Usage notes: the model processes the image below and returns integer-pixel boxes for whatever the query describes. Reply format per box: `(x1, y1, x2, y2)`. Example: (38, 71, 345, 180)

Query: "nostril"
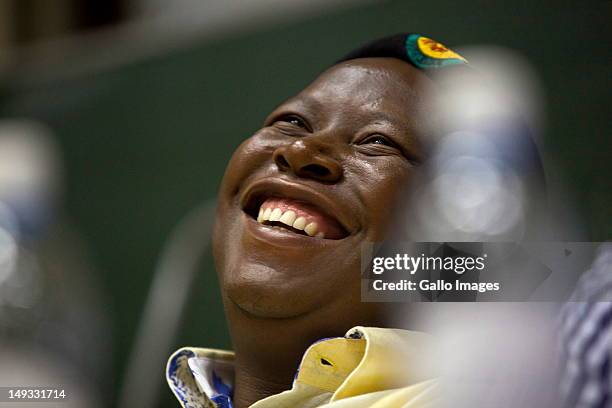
(275, 154, 290, 170)
(301, 164, 330, 178)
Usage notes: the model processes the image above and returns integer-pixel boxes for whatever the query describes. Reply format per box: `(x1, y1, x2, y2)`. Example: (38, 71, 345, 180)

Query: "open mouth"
(243, 196, 349, 240)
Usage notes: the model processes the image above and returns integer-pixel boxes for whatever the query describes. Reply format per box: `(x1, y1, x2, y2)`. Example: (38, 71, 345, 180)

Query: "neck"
(232, 347, 303, 408)
(228, 308, 330, 408)
(225, 298, 388, 408)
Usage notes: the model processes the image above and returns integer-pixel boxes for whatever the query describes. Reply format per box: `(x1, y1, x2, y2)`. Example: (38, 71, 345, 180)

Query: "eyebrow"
(358, 106, 421, 140)
(283, 95, 409, 123)
(278, 95, 322, 114)
(366, 113, 409, 128)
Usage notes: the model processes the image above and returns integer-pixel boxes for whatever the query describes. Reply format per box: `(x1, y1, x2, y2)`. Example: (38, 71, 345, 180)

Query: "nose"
(273, 139, 343, 183)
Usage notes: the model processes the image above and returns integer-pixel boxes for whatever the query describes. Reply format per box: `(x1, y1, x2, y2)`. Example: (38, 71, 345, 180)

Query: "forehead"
(283, 58, 436, 130)
(309, 58, 427, 98)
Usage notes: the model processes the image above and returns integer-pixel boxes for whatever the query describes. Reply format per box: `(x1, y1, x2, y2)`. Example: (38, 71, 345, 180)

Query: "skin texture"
(212, 57, 437, 408)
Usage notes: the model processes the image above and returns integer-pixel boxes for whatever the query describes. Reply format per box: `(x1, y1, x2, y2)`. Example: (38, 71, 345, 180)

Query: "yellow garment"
(166, 326, 438, 408)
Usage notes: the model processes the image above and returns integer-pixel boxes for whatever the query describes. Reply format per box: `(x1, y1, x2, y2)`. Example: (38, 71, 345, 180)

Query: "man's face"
(213, 58, 435, 318)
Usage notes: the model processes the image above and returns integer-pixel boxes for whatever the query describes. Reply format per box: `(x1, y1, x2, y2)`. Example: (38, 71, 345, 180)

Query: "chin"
(214, 206, 365, 320)
(221, 258, 333, 319)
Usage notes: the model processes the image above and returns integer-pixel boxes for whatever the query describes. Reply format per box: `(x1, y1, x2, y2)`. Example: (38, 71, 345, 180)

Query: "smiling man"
(167, 33, 468, 408)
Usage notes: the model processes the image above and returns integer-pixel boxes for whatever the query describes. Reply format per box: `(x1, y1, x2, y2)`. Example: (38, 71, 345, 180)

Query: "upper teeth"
(257, 207, 322, 238)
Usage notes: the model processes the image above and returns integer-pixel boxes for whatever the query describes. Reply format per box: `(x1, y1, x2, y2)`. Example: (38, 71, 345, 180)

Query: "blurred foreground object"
(0, 119, 110, 407)
(406, 302, 561, 408)
(404, 47, 548, 242)
(560, 243, 612, 408)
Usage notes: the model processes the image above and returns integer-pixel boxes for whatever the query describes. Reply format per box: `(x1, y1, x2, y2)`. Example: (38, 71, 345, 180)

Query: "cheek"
(219, 134, 275, 199)
(215, 133, 279, 277)
(355, 159, 413, 239)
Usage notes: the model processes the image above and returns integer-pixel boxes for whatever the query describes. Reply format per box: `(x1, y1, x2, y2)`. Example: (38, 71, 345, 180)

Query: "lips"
(241, 179, 352, 240)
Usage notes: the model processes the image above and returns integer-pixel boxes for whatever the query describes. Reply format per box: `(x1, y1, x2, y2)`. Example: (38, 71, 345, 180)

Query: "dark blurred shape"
(8, 0, 125, 47)
(72, 0, 125, 31)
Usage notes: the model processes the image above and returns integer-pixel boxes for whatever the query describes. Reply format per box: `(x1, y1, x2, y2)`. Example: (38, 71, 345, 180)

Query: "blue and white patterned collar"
(167, 348, 235, 408)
